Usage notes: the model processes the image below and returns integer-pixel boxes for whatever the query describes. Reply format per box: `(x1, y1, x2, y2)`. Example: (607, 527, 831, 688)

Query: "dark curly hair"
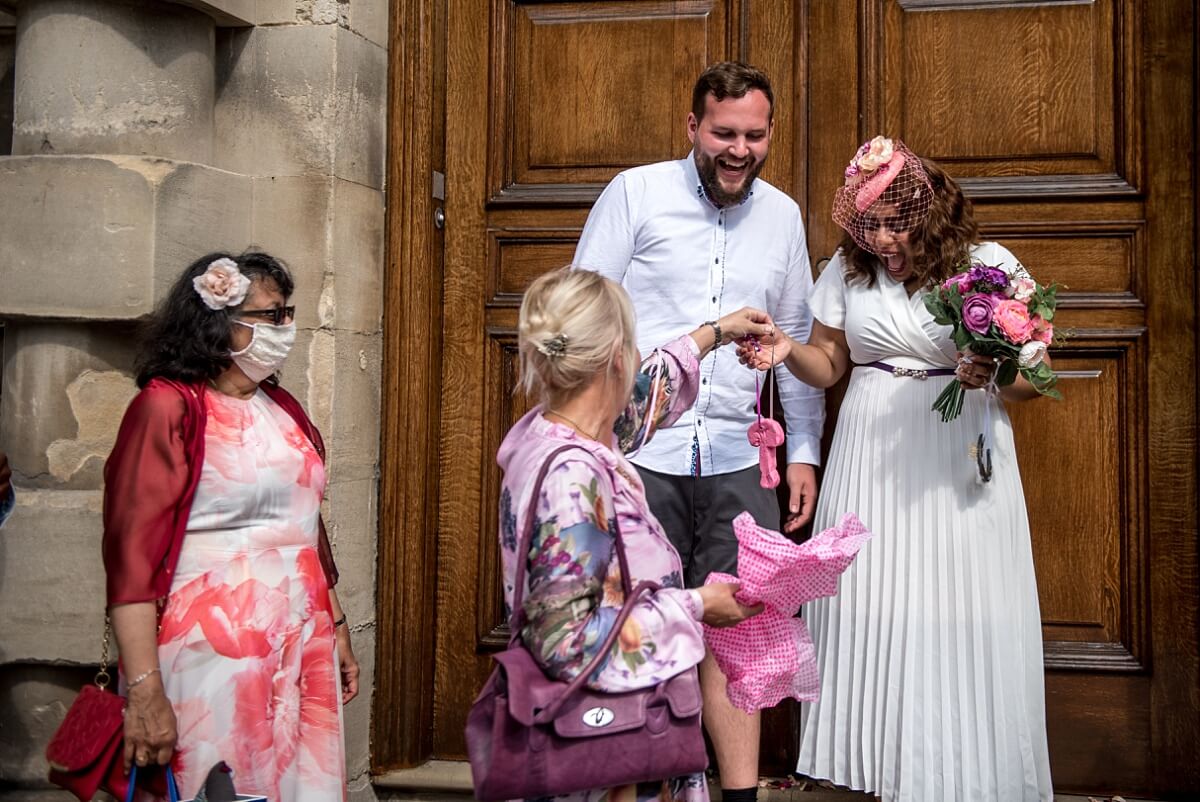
(840, 157, 979, 288)
(135, 251, 295, 388)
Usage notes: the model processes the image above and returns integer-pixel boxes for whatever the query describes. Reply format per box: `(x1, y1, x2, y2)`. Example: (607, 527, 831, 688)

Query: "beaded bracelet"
(333, 615, 347, 629)
(126, 667, 160, 689)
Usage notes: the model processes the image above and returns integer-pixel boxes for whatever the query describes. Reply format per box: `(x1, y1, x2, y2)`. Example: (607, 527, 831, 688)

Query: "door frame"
(374, 0, 443, 772)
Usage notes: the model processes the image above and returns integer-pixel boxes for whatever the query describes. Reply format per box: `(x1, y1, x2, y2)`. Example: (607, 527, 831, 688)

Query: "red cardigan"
(102, 377, 339, 607)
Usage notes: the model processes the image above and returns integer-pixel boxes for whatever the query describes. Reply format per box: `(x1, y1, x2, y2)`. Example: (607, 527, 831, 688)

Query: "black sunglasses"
(239, 306, 295, 326)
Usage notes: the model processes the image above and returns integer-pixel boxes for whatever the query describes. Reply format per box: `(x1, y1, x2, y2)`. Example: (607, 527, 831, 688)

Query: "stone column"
(0, 1, 229, 790)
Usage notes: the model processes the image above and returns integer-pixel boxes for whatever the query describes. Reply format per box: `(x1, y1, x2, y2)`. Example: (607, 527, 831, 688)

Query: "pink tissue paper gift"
(703, 511, 872, 713)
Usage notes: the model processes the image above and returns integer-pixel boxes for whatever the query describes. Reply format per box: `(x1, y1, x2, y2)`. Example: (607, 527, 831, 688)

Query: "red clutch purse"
(45, 621, 168, 801)
(45, 683, 127, 801)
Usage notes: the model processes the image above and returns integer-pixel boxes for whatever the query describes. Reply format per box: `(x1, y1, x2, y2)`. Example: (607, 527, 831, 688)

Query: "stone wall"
(0, 1, 387, 798)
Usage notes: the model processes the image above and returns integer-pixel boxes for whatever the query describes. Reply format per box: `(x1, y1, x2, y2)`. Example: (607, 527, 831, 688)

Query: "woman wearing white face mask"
(102, 252, 357, 801)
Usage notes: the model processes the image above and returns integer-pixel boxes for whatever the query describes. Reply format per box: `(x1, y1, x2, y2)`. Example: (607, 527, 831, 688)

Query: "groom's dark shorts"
(636, 464, 781, 589)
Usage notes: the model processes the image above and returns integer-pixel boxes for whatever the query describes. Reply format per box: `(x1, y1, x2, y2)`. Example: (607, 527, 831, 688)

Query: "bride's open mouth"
(880, 252, 907, 277)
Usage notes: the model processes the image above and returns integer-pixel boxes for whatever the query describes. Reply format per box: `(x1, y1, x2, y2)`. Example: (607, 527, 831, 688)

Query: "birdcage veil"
(832, 136, 933, 255)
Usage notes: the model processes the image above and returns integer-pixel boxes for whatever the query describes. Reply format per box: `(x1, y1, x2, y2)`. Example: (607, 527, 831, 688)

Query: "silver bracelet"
(126, 667, 160, 689)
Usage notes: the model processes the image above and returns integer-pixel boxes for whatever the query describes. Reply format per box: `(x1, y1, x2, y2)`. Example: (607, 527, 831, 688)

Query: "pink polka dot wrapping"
(703, 511, 872, 713)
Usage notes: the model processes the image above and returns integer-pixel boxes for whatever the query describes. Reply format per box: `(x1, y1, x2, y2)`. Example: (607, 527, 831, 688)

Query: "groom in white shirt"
(574, 62, 823, 800)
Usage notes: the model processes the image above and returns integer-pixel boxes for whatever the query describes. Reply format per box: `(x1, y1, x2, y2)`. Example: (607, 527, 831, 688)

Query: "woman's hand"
(718, 307, 777, 345)
(122, 676, 177, 772)
(697, 581, 764, 628)
(735, 329, 793, 371)
(955, 351, 998, 390)
(335, 625, 360, 704)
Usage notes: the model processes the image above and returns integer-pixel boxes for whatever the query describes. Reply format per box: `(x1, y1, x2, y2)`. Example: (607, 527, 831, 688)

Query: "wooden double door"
(376, 1, 1199, 797)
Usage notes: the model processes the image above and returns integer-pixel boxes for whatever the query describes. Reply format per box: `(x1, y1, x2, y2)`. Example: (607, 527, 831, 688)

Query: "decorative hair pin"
(843, 135, 896, 185)
(537, 333, 569, 359)
(193, 257, 251, 310)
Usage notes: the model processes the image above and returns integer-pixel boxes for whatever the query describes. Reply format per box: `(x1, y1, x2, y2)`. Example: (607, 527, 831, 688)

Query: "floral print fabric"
(494, 336, 709, 802)
(151, 389, 344, 802)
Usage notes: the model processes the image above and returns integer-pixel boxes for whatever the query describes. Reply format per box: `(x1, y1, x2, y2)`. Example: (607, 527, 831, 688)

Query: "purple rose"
(961, 292, 997, 334)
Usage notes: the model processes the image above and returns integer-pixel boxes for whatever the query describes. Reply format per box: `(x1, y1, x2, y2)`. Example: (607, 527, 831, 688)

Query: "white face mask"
(230, 320, 296, 383)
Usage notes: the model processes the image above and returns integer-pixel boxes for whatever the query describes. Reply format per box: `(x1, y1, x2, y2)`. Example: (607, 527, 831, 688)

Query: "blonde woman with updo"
(495, 267, 774, 802)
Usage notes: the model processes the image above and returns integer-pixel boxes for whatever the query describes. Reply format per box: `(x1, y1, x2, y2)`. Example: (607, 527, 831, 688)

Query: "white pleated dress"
(795, 243, 1053, 802)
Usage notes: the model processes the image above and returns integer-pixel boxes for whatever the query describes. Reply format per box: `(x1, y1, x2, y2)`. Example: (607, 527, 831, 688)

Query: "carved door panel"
(804, 1, 1198, 796)
(431, 0, 809, 764)
(377, 0, 1197, 792)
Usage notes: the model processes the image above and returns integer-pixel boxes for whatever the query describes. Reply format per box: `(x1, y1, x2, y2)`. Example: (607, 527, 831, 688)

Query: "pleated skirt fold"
(796, 367, 1053, 802)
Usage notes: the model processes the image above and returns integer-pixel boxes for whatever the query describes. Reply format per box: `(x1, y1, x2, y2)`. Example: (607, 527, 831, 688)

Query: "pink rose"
(1031, 315, 1053, 345)
(193, 257, 251, 310)
(993, 300, 1034, 344)
(961, 293, 997, 334)
(1007, 276, 1036, 302)
(943, 273, 974, 293)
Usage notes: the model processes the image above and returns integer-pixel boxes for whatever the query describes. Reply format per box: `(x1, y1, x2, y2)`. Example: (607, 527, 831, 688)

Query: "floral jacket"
(495, 335, 707, 690)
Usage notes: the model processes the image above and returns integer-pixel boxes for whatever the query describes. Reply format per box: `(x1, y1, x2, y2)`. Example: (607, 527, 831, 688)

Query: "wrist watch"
(705, 319, 723, 347)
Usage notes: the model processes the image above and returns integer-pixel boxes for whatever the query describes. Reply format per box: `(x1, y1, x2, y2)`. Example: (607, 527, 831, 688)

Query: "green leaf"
(995, 359, 1018, 387)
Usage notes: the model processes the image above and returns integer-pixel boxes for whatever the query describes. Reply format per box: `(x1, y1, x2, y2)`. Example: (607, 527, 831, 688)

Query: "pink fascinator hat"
(832, 136, 933, 255)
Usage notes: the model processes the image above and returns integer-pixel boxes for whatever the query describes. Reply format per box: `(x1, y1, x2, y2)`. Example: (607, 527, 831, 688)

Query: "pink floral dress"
(495, 336, 709, 802)
(153, 389, 345, 801)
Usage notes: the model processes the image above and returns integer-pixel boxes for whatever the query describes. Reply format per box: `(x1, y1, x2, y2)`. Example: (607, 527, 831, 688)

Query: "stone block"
(341, 624, 376, 786)
(0, 490, 108, 664)
(249, 175, 384, 333)
(154, 159, 256, 296)
(0, 155, 251, 320)
(167, 0, 255, 26)
(249, 173, 333, 328)
(214, 25, 386, 188)
(330, 178, 384, 333)
(326, 331, 381, 481)
(214, 25, 338, 178)
(13, 0, 215, 161)
(251, 0, 302, 25)
(323, 476, 377, 622)
(334, 26, 386, 188)
(0, 323, 138, 490)
(343, 0, 388, 49)
(0, 664, 97, 785)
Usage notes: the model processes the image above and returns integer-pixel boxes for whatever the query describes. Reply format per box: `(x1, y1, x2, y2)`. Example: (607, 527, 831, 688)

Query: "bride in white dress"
(740, 137, 1053, 802)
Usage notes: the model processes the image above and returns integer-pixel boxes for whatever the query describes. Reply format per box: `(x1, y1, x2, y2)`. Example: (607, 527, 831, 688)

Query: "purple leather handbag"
(466, 445, 708, 801)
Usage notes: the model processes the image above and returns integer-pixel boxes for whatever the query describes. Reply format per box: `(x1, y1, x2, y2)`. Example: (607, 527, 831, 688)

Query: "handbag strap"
(95, 617, 114, 690)
(126, 764, 180, 802)
(506, 442, 662, 724)
(509, 444, 638, 631)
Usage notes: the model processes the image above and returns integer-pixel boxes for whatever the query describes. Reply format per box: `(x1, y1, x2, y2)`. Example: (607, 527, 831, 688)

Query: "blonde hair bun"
(518, 267, 639, 406)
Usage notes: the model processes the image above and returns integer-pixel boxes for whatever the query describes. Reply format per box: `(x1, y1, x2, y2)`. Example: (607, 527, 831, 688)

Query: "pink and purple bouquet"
(923, 261, 1062, 422)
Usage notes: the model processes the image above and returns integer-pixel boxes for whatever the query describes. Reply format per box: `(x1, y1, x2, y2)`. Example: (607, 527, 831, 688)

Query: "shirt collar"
(684, 150, 756, 210)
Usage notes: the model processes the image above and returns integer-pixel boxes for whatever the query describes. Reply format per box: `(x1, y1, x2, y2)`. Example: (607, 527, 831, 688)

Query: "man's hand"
(783, 462, 817, 533)
(0, 451, 11, 502)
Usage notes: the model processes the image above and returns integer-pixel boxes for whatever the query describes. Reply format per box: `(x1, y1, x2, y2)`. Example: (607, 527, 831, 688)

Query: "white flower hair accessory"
(193, 257, 251, 310)
(844, 135, 896, 182)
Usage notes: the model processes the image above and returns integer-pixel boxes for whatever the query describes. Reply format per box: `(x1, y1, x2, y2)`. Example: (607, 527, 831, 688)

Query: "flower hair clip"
(536, 333, 569, 359)
(843, 135, 896, 185)
(193, 257, 251, 310)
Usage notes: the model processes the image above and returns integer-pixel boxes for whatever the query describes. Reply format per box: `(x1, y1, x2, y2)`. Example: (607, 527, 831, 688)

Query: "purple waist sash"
(858, 361, 955, 379)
